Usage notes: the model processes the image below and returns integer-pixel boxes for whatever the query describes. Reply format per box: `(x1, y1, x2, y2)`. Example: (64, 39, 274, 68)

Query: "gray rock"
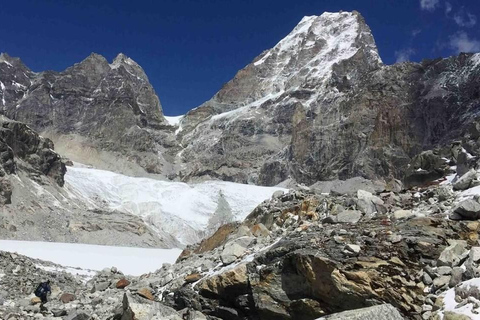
(437, 266, 452, 275)
(311, 177, 385, 196)
(65, 312, 90, 320)
(437, 240, 468, 267)
(319, 304, 404, 319)
(393, 210, 415, 220)
(422, 273, 433, 285)
(453, 169, 480, 191)
(453, 199, 480, 220)
(336, 210, 363, 224)
(449, 267, 464, 287)
(433, 275, 451, 290)
(51, 308, 67, 317)
(220, 237, 254, 265)
(92, 281, 110, 292)
(272, 190, 284, 198)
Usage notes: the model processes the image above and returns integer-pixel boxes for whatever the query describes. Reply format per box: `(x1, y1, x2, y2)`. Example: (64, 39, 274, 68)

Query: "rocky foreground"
(3, 143, 480, 319)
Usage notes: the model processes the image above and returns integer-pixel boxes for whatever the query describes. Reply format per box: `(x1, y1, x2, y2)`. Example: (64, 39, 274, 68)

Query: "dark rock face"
(175, 13, 480, 185)
(0, 116, 66, 204)
(0, 52, 177, 177)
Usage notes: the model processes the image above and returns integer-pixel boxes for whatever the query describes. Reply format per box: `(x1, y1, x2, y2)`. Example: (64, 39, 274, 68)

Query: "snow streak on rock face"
(178, 11, 384, 185)
(248, 11, 381, 102)
(64, 165, 286, 246)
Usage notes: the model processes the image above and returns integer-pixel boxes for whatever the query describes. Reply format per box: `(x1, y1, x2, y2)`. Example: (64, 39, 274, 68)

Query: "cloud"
(449, 32, 480, 53)
(412, 29, 421, 37)
(395, 48, 416, 63)
(420, 0, 440, 11)
(453, 8, 477, 27)
(445, 1, 452, 15)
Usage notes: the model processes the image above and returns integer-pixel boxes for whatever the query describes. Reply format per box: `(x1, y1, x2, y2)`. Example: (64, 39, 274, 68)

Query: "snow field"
(0, 240, 181, 276)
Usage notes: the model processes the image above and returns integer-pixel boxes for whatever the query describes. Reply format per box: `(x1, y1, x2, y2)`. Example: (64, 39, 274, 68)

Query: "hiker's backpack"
(34, 283, 45, 297)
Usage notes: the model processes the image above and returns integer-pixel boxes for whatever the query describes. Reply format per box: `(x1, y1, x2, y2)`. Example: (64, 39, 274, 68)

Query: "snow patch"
(471, 53, 480, 68)
(439, 277, 480, 319)
(164, 115, 184, 126)
(0, 81, 5, 106)
(253, 51, 272, 66)
(35, 264, 97, 282)
(0, 240, 181, 276)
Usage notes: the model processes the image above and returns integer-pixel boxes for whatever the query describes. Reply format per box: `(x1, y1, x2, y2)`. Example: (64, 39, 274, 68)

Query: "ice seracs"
(64, 164, 286, 246)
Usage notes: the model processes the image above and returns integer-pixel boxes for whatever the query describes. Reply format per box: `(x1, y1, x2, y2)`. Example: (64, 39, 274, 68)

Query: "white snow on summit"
(64, 165, 286, 246)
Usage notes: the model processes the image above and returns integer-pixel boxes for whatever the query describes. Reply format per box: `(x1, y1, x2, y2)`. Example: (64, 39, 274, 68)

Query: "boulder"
(197, 263, 248, 298)
(393, 210, 415, 220)
(336, 210, 362, 224)
(404, 150, 448, 187)
(251, 223, 270, 237)
(51, 308, 67, 317)
(311, 177, 385, 196)
(59, 293, 75, 303)
(121, 292, 182, 320)
(437, 240, 468, 267)
(30, 297, 41, 305)
(453, 169, 480, 191)
(220, 236, 254, 265)
(185, 273, 202, 284)
(453, 199, 480, 220)
(433, 275, 451, 290)
(92, 281, 110, 292)
(116, 278, 130, 289)
(137, 288, 155, 301)
(356, 190, 385, 215)
(449, 267, 464, 287)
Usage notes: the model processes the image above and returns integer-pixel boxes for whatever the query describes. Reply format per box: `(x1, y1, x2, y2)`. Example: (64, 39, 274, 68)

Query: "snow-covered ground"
(164, 115, 183, 126)
(439, 278, 480, 319)
(0, 240, 181, 276)
(64, 165, 286, 245)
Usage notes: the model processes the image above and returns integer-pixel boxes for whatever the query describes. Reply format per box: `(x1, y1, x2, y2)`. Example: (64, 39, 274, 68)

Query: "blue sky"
(1, 0, 479, 115)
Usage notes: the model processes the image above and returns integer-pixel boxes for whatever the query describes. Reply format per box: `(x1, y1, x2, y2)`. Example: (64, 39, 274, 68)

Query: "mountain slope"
(176, 12, 480, 186)
(177, 11, 382, 184)
(0, 52, 178, 177)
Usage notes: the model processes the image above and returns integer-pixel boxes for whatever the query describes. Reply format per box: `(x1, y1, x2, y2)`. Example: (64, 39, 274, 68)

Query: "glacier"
(64, 164, 286, 246)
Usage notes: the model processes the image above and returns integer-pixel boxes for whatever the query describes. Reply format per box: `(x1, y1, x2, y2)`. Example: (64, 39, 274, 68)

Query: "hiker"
(34, 280, 51, 305)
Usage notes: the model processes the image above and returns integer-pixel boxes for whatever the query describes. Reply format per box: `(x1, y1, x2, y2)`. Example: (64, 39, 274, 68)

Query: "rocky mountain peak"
(109, 53, 149, 82)
(208, 10, 382, 108)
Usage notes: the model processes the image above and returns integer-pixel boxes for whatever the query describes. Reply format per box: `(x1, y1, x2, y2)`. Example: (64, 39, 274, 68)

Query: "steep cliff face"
(0, 52, 178, 177)
(176, 12, 480, 186)
(178, 11, 383, 184)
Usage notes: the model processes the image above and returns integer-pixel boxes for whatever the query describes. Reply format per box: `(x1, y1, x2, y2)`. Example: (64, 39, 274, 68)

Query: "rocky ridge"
(0, 52, 177, 177)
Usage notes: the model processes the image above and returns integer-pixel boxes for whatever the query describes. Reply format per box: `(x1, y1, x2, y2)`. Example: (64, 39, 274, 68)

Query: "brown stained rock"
(137, 288, 154, 301)
(116, 278, 130, 289)
(30, 297, 41, 305)
(197, 263, 248, 298)
(185, 273, 202, 284)
(177, 223, 238, 262)
(59, 293, 75, 303)
(251, 223, 270, 237)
